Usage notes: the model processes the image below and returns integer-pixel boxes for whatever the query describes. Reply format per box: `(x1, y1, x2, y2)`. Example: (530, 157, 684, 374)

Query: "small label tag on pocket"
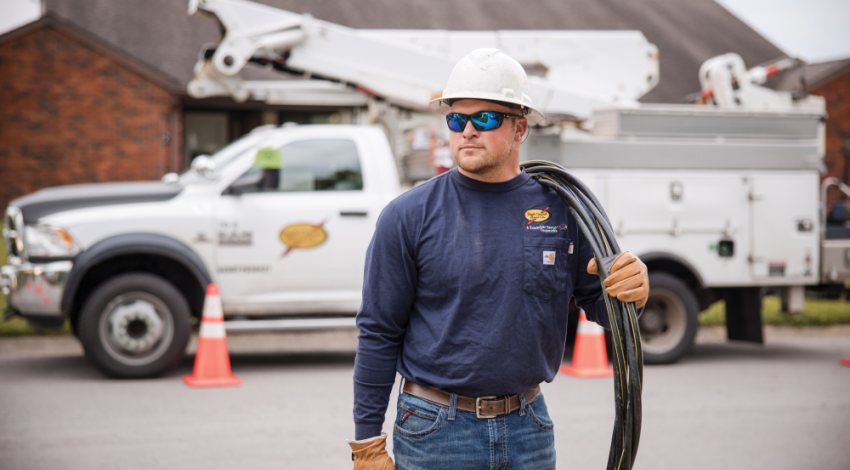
(569, 243, 574, 254)
(543, 251, 556, 265)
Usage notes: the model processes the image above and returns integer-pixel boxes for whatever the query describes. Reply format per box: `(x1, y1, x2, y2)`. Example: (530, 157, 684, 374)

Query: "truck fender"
(61, 233, 212, 315)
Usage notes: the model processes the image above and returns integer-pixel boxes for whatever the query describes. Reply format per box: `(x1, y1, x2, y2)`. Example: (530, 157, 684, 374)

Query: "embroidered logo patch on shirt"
(524, 207, 551, 225)
(569, 243, 574, 254)
(543, 251, 556, 265)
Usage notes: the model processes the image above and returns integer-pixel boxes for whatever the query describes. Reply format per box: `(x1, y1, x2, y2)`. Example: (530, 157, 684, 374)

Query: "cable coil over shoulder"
(522, 160, 643, 470)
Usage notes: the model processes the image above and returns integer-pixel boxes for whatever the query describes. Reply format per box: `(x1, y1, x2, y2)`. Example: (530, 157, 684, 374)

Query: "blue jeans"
(392, 389, 556, 470)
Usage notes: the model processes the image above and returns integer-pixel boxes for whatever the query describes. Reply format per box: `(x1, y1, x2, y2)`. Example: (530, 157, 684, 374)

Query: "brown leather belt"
(402, 380, 541, 419)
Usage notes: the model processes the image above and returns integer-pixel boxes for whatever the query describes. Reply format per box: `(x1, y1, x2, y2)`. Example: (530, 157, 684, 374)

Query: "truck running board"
(223, 317, 357, 332)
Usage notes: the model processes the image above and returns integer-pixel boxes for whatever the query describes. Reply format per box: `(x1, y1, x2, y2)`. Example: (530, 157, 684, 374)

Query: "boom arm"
(188, 0, 454, 109)
(187, 0, 660, 120)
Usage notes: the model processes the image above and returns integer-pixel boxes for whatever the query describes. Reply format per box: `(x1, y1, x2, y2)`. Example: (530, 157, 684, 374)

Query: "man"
(348, 49, 649, 469)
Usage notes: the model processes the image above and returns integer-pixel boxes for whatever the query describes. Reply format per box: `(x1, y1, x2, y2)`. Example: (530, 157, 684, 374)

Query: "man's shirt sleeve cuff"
(355, 422, 384, 441)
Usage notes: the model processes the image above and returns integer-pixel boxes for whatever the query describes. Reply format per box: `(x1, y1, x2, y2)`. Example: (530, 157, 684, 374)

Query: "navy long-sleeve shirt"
(353, 168, 611, 439)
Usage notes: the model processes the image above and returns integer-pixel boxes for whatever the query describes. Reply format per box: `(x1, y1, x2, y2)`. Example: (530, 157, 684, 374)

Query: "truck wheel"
(78, 273, 191, 378)
(639, 272, 699, 364)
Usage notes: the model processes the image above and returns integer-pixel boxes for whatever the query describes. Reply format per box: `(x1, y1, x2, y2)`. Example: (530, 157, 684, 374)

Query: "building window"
(183, 112, 229, 169)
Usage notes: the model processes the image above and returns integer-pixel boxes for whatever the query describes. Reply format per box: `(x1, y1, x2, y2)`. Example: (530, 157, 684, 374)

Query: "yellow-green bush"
(701, 295, 850, 327)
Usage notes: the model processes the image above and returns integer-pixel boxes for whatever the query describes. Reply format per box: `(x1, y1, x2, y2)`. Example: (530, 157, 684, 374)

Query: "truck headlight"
(25, 224, 81, 258)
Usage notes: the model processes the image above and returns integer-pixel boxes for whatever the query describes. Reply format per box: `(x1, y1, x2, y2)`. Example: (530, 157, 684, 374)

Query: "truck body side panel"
(569, 169, 820, 288)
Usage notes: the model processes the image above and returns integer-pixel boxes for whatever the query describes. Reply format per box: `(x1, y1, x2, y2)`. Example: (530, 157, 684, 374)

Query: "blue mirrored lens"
(470, 112, 501, 130)
(447, 114, 467, 132)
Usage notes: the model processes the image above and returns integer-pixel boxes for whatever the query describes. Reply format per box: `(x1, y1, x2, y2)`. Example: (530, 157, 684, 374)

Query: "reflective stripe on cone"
(199, 316, 226, 338)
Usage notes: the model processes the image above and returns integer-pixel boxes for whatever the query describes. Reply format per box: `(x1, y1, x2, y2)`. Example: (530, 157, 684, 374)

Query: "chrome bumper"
(1, 260, 72, 316)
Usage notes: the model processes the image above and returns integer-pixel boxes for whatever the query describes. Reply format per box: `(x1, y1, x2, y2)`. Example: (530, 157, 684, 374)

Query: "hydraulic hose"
(521, 160, 643, 470)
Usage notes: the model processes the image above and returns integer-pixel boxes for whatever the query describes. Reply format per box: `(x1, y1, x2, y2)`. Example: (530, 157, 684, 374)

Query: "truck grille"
(3, 206, 25, 262)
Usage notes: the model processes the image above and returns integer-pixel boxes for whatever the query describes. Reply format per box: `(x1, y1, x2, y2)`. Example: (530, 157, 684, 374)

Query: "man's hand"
(347, 433, 396, 470)
(587, 252, 649, 308)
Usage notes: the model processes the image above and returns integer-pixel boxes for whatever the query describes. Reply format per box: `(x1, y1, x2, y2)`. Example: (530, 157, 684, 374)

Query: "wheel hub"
(638, 288, 688, 354)
(639, 308, 664, 334)
(108, 300, 164, 355)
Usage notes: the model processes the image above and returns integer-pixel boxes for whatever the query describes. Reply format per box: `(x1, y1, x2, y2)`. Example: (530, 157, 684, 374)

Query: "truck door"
(749, 173, 820, 283)
(214, 135, 383, 316)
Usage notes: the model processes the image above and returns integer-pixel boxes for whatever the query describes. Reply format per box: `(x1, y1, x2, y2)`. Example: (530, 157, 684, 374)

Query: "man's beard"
(453, 133, 516, 176)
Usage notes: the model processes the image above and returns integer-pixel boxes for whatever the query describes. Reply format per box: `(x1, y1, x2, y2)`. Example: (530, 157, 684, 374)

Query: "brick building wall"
(811, 68, 850, 201)
(0, 24, 179, 211)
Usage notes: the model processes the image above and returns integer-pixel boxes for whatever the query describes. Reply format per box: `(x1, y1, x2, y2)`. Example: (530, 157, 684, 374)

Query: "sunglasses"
(446, 111, 523, 132)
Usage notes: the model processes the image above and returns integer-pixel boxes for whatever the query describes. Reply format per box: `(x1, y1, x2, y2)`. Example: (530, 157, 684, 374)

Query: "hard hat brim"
(430, 91, 545, 126)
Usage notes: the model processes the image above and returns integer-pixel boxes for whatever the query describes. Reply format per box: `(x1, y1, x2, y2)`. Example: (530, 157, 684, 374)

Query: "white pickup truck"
(1, 124, 399, 377)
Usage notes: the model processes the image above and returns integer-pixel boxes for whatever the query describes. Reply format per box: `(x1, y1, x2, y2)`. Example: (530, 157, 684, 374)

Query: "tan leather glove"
(347, 433, 396, 470)
(587, 251, 649, 308)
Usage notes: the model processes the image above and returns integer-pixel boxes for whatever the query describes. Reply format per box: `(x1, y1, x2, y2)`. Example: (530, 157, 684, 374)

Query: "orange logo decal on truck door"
(279, 223, 327, 257)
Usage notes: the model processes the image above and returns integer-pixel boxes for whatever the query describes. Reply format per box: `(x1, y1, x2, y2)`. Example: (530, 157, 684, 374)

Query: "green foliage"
(0, 316, 71, 336)
(700, 295, 850, 327)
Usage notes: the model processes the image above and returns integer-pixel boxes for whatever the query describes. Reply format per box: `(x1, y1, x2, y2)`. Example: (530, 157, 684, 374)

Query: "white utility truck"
(3, 0, 848, 377)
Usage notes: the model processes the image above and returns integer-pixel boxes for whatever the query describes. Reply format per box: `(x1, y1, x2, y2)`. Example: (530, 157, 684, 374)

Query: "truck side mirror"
(191, 155, 216, 178)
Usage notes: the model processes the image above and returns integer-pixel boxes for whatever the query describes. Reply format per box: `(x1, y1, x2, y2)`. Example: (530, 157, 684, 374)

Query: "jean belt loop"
(448, 393, 458, 421)
(399, 377, 405, 397)
(519, 391, 527, 416)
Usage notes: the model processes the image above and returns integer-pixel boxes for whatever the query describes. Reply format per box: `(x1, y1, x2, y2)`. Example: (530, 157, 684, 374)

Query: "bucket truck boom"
(187, 0, 660, 120)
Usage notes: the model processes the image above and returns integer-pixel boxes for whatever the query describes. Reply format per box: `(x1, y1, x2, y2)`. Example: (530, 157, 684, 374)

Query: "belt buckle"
(476, 396, 498, 419)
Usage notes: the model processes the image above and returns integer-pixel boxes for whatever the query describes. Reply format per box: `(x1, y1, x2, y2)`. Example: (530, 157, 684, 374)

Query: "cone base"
(183, 374, 242, 388)
(841, 358, 850, 367)
(560, 364, 614, 378)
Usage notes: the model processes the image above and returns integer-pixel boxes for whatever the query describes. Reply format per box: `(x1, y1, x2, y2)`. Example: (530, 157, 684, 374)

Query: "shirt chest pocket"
(523, 237, 571, 300)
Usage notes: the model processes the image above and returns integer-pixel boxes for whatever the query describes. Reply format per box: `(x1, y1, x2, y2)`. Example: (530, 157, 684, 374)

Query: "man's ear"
(515, 118, 528, 142)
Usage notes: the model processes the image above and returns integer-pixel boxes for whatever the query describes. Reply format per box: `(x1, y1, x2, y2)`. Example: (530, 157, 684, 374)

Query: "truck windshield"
(178, 130, 273, 185)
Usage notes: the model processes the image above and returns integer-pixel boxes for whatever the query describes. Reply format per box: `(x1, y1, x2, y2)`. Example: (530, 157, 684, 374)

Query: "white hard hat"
(430, 48, 544, 126)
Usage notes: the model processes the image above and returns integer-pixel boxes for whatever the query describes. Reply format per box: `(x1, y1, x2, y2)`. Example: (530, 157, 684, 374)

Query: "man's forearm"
(582, 292, 644, 331)
(583, 294, 613, 330)
(353, 346, 400, 439)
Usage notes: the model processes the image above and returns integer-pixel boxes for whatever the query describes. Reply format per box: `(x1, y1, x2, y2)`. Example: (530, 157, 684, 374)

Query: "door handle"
(340, 211, 368, 217)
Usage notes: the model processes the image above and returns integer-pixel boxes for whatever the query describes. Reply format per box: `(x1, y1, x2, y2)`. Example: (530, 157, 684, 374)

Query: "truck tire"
(639, 272, 699, 364)
(77, 273, 191, 378)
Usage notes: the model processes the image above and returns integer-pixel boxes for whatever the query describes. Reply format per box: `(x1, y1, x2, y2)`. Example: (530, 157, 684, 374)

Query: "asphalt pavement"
(1, 327, 849, 470)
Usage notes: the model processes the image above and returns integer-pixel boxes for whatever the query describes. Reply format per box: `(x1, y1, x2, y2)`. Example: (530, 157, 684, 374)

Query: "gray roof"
(43, 0, 787, 103)
(774, 57, 850, 93)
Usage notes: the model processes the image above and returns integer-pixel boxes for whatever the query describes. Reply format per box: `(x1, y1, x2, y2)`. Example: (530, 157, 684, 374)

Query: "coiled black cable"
(521, 160, 643, 470)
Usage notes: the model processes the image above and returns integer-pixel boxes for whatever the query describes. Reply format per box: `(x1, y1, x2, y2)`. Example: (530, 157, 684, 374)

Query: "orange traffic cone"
(183, 284, 241, 387)
(560, 311, 614, 378)
(841, 358, 850, 367)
